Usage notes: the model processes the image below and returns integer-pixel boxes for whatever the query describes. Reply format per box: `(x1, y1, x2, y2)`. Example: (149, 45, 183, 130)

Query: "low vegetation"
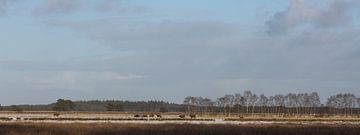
(0, 123, 359, 135)
(1, 91, 360, 118)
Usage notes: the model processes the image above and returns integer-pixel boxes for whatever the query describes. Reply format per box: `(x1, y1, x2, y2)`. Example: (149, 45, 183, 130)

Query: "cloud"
(0, 0, 136, 16)
(2, 0, 360, 104)
(266, 0, 358, 35)
(43, 16, 360, 82)
(23, 71, 146, 85)
(0, 0, 9, 13)
(33, 0, 132, 16)
(23, 72, 76, 84)
(48, 20, 241, 50)
(0, 0, 19, 14)
(33, 0, 82, 15)
(94, 0, 129, 13)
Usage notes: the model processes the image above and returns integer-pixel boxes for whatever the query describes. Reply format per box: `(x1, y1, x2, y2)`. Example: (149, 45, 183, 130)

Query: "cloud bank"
(266, 0, 359, 35)
(0, 0, 360, 104)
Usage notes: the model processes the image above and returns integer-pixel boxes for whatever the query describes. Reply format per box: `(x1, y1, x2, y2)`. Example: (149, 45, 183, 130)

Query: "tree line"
(1, 91, 360, 116)
(183, 91, 360, 116)
(0, 100, 184, 112)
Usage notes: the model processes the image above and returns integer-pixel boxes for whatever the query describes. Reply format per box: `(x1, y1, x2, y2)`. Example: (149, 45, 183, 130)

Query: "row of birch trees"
(183, 91, 360, 116)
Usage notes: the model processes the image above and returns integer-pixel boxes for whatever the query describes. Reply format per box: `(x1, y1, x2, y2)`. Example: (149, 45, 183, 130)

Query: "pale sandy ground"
(0, 111, 360, 125)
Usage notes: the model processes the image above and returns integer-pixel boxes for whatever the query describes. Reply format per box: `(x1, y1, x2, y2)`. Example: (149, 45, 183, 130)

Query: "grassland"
(0, 123, 360, 135)
(1, 111, 360, 124)
(0, 111, 359, 135)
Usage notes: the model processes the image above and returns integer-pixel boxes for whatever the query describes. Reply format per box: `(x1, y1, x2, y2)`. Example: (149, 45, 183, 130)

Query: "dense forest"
(1, 91, 360, 116)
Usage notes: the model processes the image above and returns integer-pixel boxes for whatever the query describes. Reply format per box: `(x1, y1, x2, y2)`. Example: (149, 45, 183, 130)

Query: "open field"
(0, 112, 359, 134)
(0, 123, 360, 135)
(0, 111, 360, 125)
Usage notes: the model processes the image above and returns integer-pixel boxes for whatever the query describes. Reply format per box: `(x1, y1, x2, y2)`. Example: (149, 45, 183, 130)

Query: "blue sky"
(0, 0, 360, 105)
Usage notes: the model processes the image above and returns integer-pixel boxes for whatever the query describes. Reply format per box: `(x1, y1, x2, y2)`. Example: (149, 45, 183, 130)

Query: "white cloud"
(23, 71, 146, 85)
(1, 0, 360, 104)
(23, 71, 76, 84)
(32, 0, 134, 16)
(266, 0, 358, 35)
(86, 72, 147, 81)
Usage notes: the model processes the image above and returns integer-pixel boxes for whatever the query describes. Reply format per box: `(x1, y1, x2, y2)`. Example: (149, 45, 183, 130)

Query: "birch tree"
(257, 94, 269, 113)
(243, 91, 254, 114)
(234, 93, 244, 115)
(274, 94, 285, 114)
(310, 92, 321, 115)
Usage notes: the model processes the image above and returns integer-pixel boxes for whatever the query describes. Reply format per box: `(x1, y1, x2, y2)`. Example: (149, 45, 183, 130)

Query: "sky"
(0, 0, 360, 105)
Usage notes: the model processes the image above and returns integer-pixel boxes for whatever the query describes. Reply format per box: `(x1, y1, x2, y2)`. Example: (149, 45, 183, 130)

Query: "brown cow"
(179, 114, 186, 119)
(189, 114, 196, 119)
(53, 113, 60, 117)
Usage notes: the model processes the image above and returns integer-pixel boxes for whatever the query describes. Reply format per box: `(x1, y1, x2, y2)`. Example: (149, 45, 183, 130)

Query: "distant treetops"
(52, 99, 75, 111)
(183, 91, 360, 109)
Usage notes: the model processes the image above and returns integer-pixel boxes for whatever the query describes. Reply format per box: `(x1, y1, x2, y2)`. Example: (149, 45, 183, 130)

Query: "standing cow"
(53, 113, 61, 117)
(179, 114, 186, 119)
(189, 114, 196, 119)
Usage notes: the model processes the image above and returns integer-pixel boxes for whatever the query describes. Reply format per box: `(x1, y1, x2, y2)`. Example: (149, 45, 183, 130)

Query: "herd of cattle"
(133, 114, 197, 119)
(52, 113, 197, 119)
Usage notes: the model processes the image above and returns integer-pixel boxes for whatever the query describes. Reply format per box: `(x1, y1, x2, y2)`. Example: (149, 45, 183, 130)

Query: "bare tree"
(250, 94, 258, 116)
(243, 91, 255, 114)
(267, 96, 275, 114)
(195, 97, 204, 115)
(326, 93, 355, 116)
(257, 94, 269, 114)
(217, 95, 234, 116)
(327, 95, 339, 114)
(274, 94, 285, 115)
(310, 92, 320, 115)
(200, 98, 213, 115)
(297, 93, 308, 114)
(234, 93, 244, 115)
(216, 97, 226, 114)
(183, 96, 191, 113)
(224, 94, 235, 116)
(183, 96, 199, 114)
(302, 93, 312, 115)
(185, 92, 360, 116)
(285, 93, 297, 115)
(343, 93, 356, 116)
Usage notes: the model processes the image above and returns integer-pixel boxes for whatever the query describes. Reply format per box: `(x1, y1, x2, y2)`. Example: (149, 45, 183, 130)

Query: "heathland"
(0, 123, 359, 135)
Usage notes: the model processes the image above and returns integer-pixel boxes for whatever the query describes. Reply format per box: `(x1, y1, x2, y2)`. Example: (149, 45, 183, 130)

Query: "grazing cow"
(53, 113, 60, 117)
(189, 114, 196, 119)
(179, 114, 186, 119)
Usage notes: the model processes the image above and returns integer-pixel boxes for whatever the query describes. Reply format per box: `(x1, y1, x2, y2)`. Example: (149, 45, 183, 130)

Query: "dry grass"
(1, 111, 360, 125)
(0, 123, 359, 135)
(225, 117, 360, 122)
